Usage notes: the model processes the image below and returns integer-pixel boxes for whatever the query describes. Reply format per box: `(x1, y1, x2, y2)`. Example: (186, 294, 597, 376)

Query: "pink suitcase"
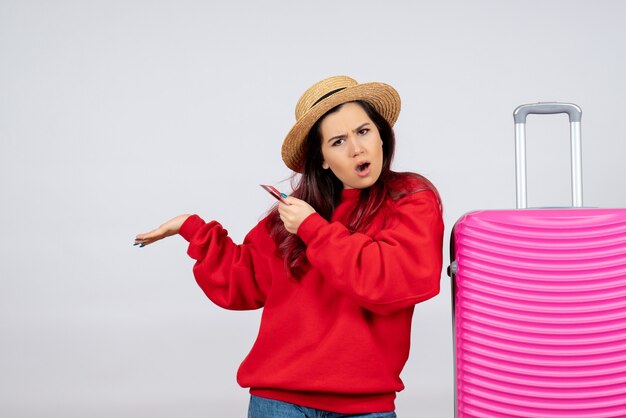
(448, 103, 626, 418)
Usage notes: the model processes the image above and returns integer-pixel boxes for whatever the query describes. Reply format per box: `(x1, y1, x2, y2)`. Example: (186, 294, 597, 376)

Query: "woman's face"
(319, 102, 384, 189)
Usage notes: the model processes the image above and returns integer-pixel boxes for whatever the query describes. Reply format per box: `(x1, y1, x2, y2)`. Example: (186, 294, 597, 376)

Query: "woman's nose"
(348, 137, 364, 156)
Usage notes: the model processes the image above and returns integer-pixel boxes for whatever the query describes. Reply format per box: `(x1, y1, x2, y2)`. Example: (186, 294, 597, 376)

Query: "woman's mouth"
(355, 162, 371, 177)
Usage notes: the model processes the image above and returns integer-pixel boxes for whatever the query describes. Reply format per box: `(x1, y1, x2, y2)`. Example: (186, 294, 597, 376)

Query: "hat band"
(311, 87, 347, 108)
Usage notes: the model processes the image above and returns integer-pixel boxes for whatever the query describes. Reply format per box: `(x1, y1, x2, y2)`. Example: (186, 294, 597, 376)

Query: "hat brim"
(281, 82, 401, 173)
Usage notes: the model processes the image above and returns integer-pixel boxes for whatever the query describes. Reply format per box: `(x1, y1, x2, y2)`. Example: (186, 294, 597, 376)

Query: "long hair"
(267, 100, 440, 278)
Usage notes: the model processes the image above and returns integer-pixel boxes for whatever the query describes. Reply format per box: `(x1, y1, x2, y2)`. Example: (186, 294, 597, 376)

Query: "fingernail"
(281, 193, 288, 198)
(133, 243, 139, 246)
(139, 244, 145, 248)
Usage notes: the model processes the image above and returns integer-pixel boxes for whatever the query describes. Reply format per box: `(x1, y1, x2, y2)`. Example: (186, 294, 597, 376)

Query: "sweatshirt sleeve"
(179, 214, 273, 310)
(297, 190, 444, 315)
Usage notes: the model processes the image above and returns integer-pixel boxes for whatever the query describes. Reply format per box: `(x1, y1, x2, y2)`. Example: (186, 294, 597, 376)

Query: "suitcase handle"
(513, 102, 583, 209)
(514, 102, 582, 123)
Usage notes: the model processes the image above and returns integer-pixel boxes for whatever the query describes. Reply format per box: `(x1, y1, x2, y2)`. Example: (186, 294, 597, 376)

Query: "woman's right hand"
(134, 214, 191, 247)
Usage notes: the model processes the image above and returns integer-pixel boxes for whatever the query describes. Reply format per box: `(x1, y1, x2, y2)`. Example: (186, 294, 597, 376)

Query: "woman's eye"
(332, 138, 345, 147)
(358, 128, 369, 135)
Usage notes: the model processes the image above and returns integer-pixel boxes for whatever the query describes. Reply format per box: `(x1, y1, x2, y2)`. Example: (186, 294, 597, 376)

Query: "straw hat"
(281, 75, 401, 172)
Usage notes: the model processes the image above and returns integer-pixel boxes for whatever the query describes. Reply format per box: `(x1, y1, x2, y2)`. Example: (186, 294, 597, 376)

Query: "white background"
(1, 1, 625, 417)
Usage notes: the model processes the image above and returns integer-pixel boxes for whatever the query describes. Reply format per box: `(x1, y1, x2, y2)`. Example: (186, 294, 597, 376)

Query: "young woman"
(135, 76, 444, 417)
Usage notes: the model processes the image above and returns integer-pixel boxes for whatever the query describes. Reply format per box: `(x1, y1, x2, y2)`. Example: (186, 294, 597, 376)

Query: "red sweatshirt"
(179, 177, 444, 414)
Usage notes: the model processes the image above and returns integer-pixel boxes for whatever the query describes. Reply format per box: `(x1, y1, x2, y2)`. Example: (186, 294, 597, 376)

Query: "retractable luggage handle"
(513, 102, 583, 209)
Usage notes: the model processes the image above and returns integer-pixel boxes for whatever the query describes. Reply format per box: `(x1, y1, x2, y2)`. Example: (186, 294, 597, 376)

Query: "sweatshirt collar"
(340, 188, 361, 201)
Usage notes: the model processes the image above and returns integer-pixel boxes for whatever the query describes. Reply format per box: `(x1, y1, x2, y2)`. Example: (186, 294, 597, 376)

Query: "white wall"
(1, 0, 625, 416)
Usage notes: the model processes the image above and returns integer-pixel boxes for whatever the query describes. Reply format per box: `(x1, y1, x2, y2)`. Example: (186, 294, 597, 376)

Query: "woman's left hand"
(278, 196, 316, 234)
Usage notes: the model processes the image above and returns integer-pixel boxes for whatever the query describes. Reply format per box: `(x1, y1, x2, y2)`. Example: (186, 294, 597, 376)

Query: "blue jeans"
(248, 395, 397, 418)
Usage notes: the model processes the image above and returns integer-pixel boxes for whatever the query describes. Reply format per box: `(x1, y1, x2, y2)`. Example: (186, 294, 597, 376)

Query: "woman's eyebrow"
(353, 122, 370, 132)
(326, 133, 347, 144)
